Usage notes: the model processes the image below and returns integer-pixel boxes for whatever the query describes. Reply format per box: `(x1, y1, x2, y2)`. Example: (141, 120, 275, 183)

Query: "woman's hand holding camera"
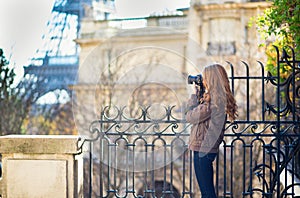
(200, 92, 210, 104)
(195, 85, 209, 104)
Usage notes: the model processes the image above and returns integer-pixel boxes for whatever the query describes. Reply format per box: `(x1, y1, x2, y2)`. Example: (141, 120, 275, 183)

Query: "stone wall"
(0, 135, 83, 198)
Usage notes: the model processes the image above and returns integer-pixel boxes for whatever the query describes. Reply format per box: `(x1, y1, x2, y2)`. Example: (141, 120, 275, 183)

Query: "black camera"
(188, 74, 205, 99)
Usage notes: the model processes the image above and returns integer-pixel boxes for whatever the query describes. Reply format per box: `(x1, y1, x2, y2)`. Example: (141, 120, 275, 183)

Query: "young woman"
(186, 64, 238, 198)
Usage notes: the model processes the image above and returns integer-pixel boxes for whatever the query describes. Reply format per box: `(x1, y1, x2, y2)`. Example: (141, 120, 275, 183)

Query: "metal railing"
(79, 46, 300, 197)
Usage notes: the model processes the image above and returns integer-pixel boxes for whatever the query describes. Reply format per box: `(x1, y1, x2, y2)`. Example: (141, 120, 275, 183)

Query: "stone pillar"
(0, 135, 83, 198)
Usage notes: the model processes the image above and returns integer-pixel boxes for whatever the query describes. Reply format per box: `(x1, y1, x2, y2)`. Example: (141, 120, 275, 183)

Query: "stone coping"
(0, 135, 81, 154)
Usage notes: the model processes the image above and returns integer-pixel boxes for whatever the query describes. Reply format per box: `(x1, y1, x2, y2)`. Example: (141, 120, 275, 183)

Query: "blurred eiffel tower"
(24, 0, 115, 99)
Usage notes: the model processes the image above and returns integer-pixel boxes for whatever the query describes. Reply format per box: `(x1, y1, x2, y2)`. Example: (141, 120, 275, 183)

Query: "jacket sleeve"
(186, 95, 211, 124)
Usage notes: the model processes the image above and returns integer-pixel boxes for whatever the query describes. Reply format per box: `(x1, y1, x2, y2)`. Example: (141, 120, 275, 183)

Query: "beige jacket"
(186, 94, 226, 153)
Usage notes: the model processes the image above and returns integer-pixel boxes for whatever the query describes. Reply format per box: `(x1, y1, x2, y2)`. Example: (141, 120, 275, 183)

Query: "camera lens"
(187, 75, 197, 84)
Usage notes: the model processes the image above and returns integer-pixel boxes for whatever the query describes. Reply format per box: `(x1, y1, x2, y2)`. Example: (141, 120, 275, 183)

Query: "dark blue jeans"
(193, 151, 217, 198)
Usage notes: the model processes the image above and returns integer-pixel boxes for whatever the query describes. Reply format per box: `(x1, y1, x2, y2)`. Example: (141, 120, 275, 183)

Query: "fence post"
(0, 135, 83, 198)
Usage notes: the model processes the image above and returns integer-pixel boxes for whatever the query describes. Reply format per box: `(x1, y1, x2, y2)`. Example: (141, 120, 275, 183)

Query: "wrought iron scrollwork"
(87, 105, 189, 137)
(251, 46, 300, 197)
(80, 46, 300, 197)
(265, 46, 300, 118)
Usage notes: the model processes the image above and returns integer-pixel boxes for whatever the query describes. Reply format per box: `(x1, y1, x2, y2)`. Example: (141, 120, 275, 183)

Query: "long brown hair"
(203, 64, 238, 122)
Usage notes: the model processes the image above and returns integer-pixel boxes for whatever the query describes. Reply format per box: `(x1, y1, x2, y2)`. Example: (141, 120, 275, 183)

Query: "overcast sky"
(115, 0, 190, 17)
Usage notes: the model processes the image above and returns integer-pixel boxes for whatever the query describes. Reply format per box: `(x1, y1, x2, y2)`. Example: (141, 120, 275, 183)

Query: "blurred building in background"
(73, 0, 271, 122)
(20, 0, 273, 195)
(23, 0, 270, 104)
(23, 0, 116, 99)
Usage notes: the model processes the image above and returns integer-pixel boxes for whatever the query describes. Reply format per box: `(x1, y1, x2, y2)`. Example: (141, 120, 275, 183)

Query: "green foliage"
(256, 0, 300, 49)
(0, 49, 43, 135)
(251, 0, 300, 76)
(0, 49, 21, 135)
(0, 49, 15, 99)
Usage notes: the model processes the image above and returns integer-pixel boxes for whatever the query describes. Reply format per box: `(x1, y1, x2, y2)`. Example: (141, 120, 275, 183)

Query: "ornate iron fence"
(79, 47, 300, 198)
